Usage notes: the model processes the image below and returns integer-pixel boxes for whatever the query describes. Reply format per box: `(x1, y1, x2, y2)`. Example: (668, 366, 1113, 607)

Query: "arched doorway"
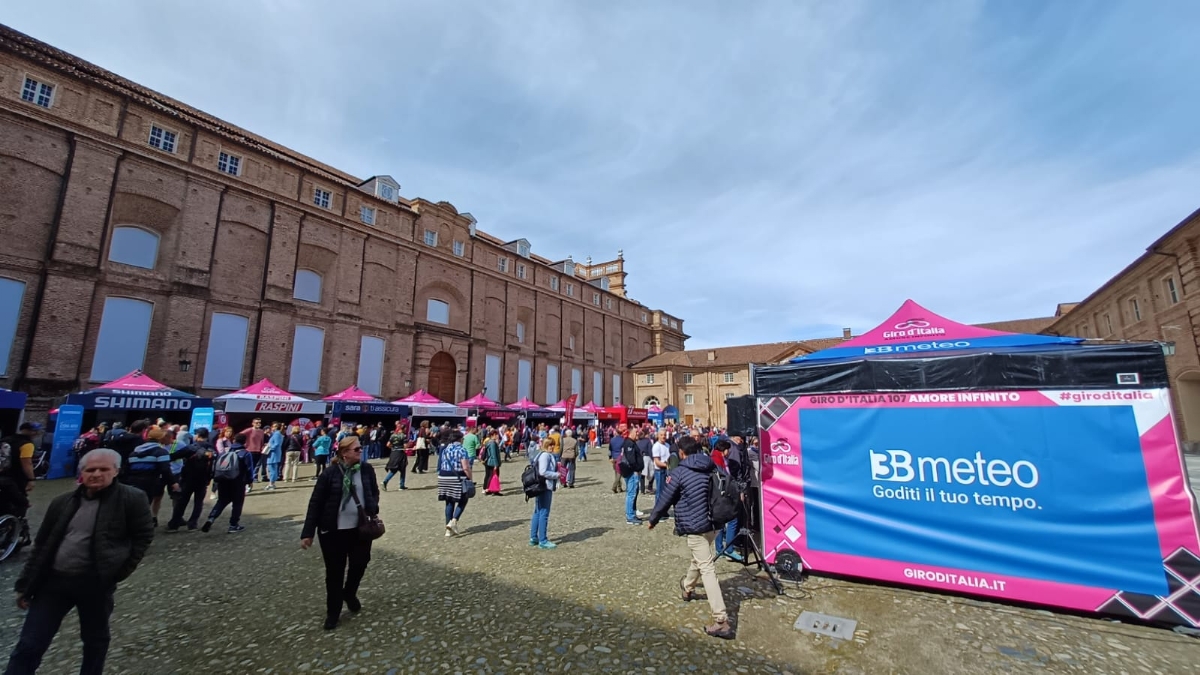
(428, 352, 457, 403)
(1176, 372, 1200, 444)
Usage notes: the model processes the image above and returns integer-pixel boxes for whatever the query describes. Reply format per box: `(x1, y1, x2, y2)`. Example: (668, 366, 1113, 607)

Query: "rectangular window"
(592, 292, 600, 306)
(485, 354, 502, 399)
(518, 242, 530, 257)
(288, 325, 325, 393)
(684, 373, 694, 385)
(725, 392, 735, 400)
(646, 373, 655, 384)
(723, 372, 734, 383)
(148, 125, 177, 153)
(550, 277, 559, 291)
(685, 393, 694, 405)
(359, 206, 376, 225)
(201, 312, 249, 388)
(571, 367, 582, 397)
(423, 229, 438, 247)
(517, 359, 532, 400)
(566, 283, 574, 297)
(605, 297, 613, 309)
(313, 189, 332, 209)
(568, 335, 575, 351)
(21, 76, 54, 108)
(1129, 297, 1141, 322)
(516, 321, 526, 343)
(546, 364, 559, 403)
(379, 183, 395, 200)
(453, 240, 465, 257)
(498, 257, 509, 273)
(217, 151, 241, 176)
(1165, 277, 1180, 304)
(612, 373, 621, 405)
(0, 279, 26, 376)
(671, 320, 678, 329)
(593, 371, 602, 403)
(426, 299, 450, 325)
(642, 312, 648, 323)
(90, 297, 154, 381)
(356, 336, 385, 396)
(517, 263, 527, 279)
(1104, 313, 1113, 335)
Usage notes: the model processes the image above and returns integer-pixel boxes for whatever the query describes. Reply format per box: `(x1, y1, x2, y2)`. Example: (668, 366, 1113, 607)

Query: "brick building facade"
(1045, 207, 1200, 444)
(0, 25, 687, 417)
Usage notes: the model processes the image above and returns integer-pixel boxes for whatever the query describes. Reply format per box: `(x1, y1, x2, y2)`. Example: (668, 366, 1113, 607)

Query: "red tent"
(392, 390, 447, 405)
(459, 392, 501, 408)
(507, 397, 547, 411)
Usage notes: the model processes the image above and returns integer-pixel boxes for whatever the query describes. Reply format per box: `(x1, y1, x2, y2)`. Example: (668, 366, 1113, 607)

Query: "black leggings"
(314, 456, 328, 477)
(318, 528, 371, 619)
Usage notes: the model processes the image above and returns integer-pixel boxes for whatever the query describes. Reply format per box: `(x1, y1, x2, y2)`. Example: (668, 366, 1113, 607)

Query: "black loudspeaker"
(725, 395, 757, 436)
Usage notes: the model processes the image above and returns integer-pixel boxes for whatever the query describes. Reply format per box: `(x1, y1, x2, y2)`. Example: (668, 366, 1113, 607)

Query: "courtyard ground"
(0, 456, 1196, 674)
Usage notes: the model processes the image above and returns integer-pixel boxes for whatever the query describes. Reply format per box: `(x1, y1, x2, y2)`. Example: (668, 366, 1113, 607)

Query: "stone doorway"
(428, 351, 457, 403)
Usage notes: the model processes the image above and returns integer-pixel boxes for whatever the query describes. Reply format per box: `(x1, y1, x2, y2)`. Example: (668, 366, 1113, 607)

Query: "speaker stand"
(723, 526, 785, 595)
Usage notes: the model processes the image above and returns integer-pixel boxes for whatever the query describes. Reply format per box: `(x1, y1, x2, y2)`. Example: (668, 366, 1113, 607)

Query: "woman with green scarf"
(300, 435, 381, 630)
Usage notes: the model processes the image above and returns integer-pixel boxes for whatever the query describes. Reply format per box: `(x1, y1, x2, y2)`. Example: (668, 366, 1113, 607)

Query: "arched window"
(293, 269, 322, 303)
(427, 299, 450, 325)
(108, 227, 160, 269)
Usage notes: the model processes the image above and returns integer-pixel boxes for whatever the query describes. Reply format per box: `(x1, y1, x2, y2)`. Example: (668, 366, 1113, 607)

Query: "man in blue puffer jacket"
(647, 436, 733, 639)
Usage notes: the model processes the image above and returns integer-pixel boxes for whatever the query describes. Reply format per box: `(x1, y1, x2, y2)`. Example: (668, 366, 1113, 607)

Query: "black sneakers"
(200, 520, 213, 533)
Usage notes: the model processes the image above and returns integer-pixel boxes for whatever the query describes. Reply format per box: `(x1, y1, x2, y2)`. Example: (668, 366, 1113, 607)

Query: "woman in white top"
(651, 430, 672, 505)
(529, 438, 561, 549)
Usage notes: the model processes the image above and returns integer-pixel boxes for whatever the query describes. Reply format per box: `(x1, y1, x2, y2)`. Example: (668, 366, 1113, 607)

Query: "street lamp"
(1161, 341, 1177, 357)
(177, 347, 193, 372)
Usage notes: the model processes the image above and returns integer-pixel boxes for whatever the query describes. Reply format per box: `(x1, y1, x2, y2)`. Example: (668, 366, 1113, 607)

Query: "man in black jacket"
(166, 427, 215, 532)
(647, 436, 733, 639)
(6, 447, 154, 674)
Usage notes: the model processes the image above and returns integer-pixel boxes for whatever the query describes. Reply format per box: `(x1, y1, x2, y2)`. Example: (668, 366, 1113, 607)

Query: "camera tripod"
(725, 523, 785, 595)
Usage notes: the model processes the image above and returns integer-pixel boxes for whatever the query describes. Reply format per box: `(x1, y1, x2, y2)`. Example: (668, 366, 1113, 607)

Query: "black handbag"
(346, 472, 385, 541)
(460, 478, 477, 499)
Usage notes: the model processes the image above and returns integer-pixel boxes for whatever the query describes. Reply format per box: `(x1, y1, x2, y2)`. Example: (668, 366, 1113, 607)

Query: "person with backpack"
(436, 430, 472, 537)
(123, 428, 179, 527)
(617, 426, 646, 525)
(202, 433, 253, 533)
(72, 425, 103, 468)
(646, 436, 734, 640)
(526, 437, 561, 549)
(312, 428, 332, 478)
(381, 422, 408, 491)
(166, 427, 215, 532)
(711, 439, 743, 562)
(559, 429, 578, 488)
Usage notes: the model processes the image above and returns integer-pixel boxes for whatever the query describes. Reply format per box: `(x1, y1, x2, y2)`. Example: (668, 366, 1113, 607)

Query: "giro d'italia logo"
(771, 439, 792, 453)
(894, 319, 931, 330)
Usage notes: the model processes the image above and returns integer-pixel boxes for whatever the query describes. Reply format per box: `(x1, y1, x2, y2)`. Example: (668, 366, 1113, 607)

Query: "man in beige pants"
(647, 436, 733, 639)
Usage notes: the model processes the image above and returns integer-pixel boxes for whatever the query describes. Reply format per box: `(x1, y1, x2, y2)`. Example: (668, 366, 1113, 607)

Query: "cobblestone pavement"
(0, 457, 1197, 674)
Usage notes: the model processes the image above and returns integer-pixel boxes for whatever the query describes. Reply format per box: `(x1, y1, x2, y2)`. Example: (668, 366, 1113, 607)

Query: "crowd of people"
(1, 413, 758, 671)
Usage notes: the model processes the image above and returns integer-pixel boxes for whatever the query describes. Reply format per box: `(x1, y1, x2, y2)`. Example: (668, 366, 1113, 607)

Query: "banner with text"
(758, 389, 1200, 626)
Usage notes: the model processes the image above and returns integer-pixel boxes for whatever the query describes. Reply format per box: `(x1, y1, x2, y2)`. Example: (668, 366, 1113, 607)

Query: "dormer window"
(518, 242, 530, 258)
(379, 183, 395, 201)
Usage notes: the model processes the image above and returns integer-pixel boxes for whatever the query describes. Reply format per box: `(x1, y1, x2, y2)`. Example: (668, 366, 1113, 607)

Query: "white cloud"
(7, 1, 1200, 350)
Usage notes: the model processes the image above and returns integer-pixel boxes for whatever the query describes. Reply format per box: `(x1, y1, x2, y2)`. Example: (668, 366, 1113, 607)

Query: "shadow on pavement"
(556, 526, 613, 544)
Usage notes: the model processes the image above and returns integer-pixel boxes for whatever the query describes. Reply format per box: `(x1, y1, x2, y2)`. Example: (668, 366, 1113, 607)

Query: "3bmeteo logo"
(869, 449, 1039, 488)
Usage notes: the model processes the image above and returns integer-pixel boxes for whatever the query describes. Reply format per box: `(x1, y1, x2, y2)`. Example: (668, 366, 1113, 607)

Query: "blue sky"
(9, 1, 1200, 348)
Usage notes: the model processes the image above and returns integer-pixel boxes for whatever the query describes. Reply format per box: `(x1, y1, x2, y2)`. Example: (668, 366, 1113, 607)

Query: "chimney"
(707, 350, 716, 362)
(842, 327, 852, 340)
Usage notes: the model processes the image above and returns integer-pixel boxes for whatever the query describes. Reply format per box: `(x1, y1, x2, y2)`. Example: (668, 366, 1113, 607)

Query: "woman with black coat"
(300, 436, 380, 630)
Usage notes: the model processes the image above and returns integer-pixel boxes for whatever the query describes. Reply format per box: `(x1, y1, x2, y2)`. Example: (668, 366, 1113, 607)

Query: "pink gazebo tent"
(580, 401, 606, 414)
(215, 378, 328, 415)
(392, 390, 447, 405)
(548, 398, 596, 420)
(459, 392, 501, 409)
(323, 386, 382, 402)
(507, 397, 547, 411)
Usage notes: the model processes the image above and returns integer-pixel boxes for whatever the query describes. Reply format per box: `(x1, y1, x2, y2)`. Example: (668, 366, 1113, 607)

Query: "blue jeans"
(715, 517, 739, 555)
(267, 462, 282, 483)
(444, 497, 468, 523)
(530, 490, 553, 543)
(564, 459, 576, 486)
(5, 573, 113, 675)
(383, 470, 405, 489)
(579, 443, 588, 461)
(655, 468, 667, 505)
(625, 474, 641, 521)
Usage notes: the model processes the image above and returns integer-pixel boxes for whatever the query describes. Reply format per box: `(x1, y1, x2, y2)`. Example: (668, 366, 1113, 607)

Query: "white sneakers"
(446, 518, 460, 537)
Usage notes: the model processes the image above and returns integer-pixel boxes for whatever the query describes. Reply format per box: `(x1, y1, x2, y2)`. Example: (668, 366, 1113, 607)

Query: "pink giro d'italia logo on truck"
(883, 318, 946, 340)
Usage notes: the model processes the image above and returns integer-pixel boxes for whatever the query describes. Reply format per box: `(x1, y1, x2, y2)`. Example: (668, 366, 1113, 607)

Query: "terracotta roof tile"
(974, 317, 1058, 334)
